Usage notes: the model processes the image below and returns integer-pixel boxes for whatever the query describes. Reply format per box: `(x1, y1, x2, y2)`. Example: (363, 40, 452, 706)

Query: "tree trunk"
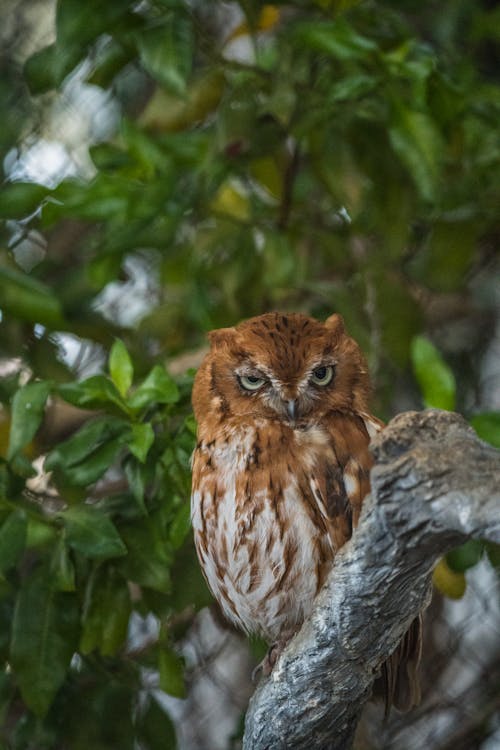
(243, 410, 500, 750)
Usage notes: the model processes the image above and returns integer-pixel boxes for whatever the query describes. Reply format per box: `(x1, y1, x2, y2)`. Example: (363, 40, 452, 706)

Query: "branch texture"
(243, 410, 500, 750)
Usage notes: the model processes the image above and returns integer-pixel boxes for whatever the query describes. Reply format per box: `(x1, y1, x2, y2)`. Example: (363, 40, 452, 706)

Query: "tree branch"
(243, 410, 500, 750)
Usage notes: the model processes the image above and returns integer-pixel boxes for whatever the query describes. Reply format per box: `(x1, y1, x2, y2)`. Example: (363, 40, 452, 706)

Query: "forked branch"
(243, 410, 500, 750)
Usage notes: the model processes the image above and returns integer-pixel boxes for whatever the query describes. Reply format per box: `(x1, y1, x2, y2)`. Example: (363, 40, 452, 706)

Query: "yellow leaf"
(140, 71, 225, 132)
(250, 157, 282, 200)
(210, 181, 250, 221)
(0, 409, 10, 459)
(227, 6, 280, 42)
(259, 5, 281, 31)
(432, 558, 466, 600)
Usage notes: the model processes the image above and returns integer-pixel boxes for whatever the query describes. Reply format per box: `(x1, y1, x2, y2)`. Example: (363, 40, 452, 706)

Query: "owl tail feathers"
(378, 614, 423, 717)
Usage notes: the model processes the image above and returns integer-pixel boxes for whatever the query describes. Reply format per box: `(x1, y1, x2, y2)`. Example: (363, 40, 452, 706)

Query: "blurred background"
(0, 1, 499, 748)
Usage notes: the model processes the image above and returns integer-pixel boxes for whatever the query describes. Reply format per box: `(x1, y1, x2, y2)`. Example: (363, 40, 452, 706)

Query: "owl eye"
(239, 374, 266, 391)
(310, 365, 334, 386)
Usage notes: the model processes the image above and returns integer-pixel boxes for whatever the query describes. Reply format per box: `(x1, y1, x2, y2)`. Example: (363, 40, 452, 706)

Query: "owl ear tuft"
(208, 327, 237, 347)
(324, 313, 345, 336)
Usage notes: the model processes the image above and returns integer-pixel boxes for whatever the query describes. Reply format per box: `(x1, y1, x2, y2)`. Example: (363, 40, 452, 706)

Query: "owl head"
(192, 312, 371, 426)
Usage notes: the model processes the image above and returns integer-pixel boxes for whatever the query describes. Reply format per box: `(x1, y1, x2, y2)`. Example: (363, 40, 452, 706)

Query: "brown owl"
(191, 311, 421, 711)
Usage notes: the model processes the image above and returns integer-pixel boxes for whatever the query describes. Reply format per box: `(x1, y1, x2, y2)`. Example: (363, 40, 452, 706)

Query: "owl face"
(193, 312, 371, 426)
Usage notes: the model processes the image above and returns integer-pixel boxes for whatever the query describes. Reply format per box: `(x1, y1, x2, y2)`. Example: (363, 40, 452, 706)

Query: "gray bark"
(243, 409, 500, 750)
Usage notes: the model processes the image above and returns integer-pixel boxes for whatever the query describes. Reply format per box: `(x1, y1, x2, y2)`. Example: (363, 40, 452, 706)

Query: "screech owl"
(191, 311, 421, 711)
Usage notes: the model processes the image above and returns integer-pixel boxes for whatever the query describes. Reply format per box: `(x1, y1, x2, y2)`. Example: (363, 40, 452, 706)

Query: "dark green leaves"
(159, 644, 185, 698)
(10, 570, 80, 716)
(137, 695, 178, 750)
(8, 380, 51, 460)
(24, 0, 132, 93)
(23, 44, 60, 94)
(45, 415, 130, 486)
(294, 19, 377, 62)
(446, 540, 484, 573)
(57, 358, 179, 416)
(0, 267, 65, 328)
(470, 412, 500, 448)
(0, 182, 50, 219)
(136, 15, 193, 96)
(80, 567, 131, 656)
(411, 336, 456, 410)
(119, 516, 172, 593)
(57, 376, 129, 413)
(0, 510, 27, 572)
(60, 506, 127, 560)
(389, 105, 444, 202)
(128, 422, 155, 463)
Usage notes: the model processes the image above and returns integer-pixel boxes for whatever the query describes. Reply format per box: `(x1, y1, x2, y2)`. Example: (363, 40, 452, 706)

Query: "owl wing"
(320, 412, 382, 542)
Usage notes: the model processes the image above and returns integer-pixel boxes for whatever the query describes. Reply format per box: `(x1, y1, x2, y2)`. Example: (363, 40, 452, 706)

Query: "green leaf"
(124, 459, 147, 515)
(88, 37, 135, 89)
(470, 412, 500, 448)
(45, 415, 130, 486)
(8, 380, 51, 460)
(329, 73, 378, 103)
(80, 567, 131, 657)
(24, 1, 132, 93)
(128, 366, 179, 411)
(137, 695, 178, 750)
(26, 517, 58, 549)
(55, 438, 126, 486)
(57, 375, 130, 413)
(109, 339, 134, 397)
(128, 423, 155, 463)
(50, 537, 76, 592)
(136, 16, 193, 96)
(121, 119, 168, 175)
(0, 266, 65, 328)
(0, 182, 50, 219)
(183, 413, 197, 436)
(89, 142, 132, 171)
(169, 503, 191, 550)
(118, 516, 171, 592)
(389, 103, 444, 202)
(486, 542, 500, 570)
(23, 44, 59, 94)
(411, 336, 456, 410)
(158, 644, 185, 698)
(446, 540, 484, 572)
(56, 0, 131, 54)
(10, 570, 79, 716)
(45, 416, 129, 472)
(8, 452, 37, 479)
(0, 510, 27, 572)
(371, 273, 421, 367)
(44, 175, 131, 224)
(425, 220, 477, 292)
(294, 19, 377, 61)
(59, 506, 127, 560)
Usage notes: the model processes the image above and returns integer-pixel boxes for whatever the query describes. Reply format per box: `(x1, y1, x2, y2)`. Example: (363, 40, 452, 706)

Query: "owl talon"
(252, 640, 288, 682)
(251, 661, 265, 683)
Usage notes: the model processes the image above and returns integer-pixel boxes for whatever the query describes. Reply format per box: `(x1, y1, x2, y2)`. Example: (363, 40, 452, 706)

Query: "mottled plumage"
(191, 312, 421, 710)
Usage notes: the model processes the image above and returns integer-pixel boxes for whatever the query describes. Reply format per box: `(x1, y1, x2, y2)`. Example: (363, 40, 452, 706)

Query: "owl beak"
(286, 399, 297, 421)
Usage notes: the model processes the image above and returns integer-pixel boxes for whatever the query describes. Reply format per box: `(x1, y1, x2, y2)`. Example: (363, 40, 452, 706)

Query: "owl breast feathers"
(191, 312, 421, 711)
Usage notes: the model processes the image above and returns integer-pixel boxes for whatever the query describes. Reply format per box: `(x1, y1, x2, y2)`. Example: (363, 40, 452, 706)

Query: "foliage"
(410, 337, 499, 599)
(0, 0, 499, 747)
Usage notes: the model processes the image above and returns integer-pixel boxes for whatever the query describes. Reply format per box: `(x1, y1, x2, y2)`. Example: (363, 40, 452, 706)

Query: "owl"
(191, 311, 421, 711)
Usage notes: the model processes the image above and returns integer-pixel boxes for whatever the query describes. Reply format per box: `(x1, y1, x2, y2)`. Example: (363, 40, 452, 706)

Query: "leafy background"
(0, 1, 499, 748)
